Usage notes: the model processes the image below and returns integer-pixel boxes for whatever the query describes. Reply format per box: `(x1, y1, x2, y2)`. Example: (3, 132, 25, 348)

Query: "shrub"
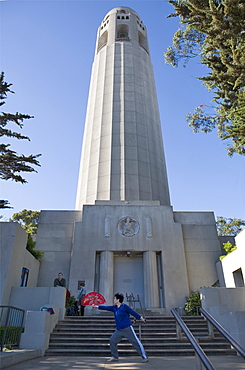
(185, 291, 201, 316)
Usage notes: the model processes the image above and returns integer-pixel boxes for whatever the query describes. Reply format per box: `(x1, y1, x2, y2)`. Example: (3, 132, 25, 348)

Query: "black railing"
(0, 306, 25, 351)
(200, 307, 245, 359)
(171, 308, 216, 370)
(126, 293, 146, 316)
(126, 293, 146, 341)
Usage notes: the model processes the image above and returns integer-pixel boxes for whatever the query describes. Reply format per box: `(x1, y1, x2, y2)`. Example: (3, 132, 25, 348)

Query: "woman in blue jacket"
(93, 292, 148, 363)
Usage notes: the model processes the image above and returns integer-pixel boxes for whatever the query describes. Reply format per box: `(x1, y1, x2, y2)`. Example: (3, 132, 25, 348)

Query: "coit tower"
(35, 7, 220, 308)
(76, 7, 170, 209)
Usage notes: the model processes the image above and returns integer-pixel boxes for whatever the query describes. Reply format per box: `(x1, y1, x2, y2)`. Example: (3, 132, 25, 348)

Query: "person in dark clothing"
(53, 272, 66, 288)
(92, 292, 148, 363)
(76, 282, 86, 316)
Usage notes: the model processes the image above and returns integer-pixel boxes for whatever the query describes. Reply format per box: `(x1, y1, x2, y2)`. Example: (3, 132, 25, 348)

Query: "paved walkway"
(1, 355, 245, 370)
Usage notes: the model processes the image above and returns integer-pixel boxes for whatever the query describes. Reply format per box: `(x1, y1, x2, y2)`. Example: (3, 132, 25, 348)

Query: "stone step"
(48, 340, 233, 349)
(49, 336, 228, 344)
(57, 321, 208, 326)
(45, 347, 237, 357)
(63, 315, 209, 322)
(63, 315, 207, 321)
(55, 322, 210, 328)
(46, 314, 235, 357)
(52, 328, 213, 336)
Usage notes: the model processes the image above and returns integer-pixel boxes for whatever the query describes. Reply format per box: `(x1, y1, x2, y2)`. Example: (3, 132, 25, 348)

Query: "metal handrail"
(126, 293, 146, 341)
(0, 306, 25, 351)
(200, 308, 245, 359)
(171, 308, 216, 370)
(126, 293, 145, 316)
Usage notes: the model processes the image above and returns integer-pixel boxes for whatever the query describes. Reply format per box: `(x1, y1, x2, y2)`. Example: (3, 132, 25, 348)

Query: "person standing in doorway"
(53, 272, 66, 288)
(76, 282, 86, 316)
(92, 292, 148, 363)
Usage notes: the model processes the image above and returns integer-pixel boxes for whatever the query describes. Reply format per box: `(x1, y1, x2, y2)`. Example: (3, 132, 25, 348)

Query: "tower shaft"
(76, 7, 170, 208)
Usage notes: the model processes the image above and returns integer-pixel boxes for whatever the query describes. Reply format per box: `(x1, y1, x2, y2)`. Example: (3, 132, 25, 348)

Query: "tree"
(219, 241, 237, 260)
(10, 209, 43, 259)
(216, 216, 244, 260)
(0, 199, 12, 209)
(216, 216, 245, 236)
(164, 0, 245, 156)
(10, 209, 40, 234)
(0, 72, 41, 208)
(185, 291, 201, 315)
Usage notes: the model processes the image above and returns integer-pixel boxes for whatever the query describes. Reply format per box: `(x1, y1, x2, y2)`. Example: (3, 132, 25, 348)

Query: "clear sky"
(1, 0, 244, 222)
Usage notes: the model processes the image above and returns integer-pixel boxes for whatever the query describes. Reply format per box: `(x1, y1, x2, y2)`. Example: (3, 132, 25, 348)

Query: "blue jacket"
(98, 303, 141, 330)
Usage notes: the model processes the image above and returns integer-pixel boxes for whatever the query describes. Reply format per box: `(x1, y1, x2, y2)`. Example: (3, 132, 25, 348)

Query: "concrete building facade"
(34, 7, 223, 311)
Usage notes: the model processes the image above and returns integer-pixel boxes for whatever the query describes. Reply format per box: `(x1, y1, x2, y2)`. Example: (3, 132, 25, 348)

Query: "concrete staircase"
(45, 315, 237, 357)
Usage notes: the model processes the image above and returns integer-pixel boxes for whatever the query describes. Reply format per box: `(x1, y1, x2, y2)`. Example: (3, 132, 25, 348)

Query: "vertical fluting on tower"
(76, 7, 170, 208)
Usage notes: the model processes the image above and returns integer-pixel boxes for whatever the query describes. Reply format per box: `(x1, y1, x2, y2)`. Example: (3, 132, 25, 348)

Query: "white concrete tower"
(76, 7, 170, 209)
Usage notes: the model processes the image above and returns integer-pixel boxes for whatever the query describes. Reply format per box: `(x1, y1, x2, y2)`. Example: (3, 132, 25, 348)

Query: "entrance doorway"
(113, 252, 144, 308)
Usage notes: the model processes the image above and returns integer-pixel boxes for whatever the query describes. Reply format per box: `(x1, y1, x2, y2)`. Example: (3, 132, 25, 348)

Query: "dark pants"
(79, 305, 85, 316)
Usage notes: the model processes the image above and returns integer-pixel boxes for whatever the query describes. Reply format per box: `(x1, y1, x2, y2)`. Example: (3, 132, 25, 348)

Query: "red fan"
(82, 292, 106, 306)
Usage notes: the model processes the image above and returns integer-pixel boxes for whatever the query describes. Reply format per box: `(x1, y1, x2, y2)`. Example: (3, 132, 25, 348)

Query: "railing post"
(207, 320, 214, 338)
(195, 339, 203, 370)
(176, 321, 182, 340)
(200, 307, 245, 360)
(17, 309, 25, 347)
(139, 323, 142, 341)
(1, 306, 11, 351)
(171, 308, 216, 370)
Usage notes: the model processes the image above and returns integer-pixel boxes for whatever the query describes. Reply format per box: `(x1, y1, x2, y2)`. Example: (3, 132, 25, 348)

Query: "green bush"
(26, 234, 44, 260)
(219, 241, 237, 261)
(0, 326, 24, 349)
(65, 295, 77, 315)
(185, 291, 201, 316)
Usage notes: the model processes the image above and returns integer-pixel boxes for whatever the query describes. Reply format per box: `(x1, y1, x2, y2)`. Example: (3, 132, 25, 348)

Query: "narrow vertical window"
(20, 268, 29, 287)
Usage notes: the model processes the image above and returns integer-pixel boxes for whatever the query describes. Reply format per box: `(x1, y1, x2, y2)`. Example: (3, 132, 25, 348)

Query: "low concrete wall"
(0, 222, 40, 306)
(200, 287, 245, 349)
(9, 286, 66, 320)
(20, 306, 59, 355)
(5, 287, 66, 356)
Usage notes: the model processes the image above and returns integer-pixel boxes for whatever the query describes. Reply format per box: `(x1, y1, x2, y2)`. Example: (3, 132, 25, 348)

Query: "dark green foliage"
(26, 233, 44, 260)
(0, 72, 41, 208)
(65, 296, 77, 315)
(185, 291, 201, 315)
(165, 0, 245, 156)
(0, 200, 12, 209)
(216, 216, 245, 236)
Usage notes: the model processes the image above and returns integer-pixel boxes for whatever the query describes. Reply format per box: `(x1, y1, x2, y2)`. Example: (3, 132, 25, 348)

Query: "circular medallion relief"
(117, 216, 139, 237)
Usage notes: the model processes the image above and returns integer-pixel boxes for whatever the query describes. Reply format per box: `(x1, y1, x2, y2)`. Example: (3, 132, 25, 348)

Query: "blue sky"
(1, 0, 244, 221)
